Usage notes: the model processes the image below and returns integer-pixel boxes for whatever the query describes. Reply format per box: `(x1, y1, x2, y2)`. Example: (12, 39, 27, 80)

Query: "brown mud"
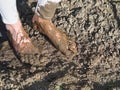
(0, 0, 120, 90)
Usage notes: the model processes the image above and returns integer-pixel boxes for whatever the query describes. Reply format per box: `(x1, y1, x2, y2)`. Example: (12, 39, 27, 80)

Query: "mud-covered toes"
(58, 38, 77, 59)
(20, 54, 49, 67)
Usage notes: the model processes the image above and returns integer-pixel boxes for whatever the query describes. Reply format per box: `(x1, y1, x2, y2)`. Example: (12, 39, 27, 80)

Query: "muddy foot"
(32, 14, 77, 59)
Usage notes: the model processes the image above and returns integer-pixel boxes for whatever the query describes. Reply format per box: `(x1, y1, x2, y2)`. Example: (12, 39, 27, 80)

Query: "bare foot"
(6, 19, 40, 54)
(32, 14, 77, 58)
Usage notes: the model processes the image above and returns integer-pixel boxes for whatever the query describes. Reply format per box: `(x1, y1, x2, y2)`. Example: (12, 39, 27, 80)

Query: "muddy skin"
(7, 29, 40, 55)
(33, 19, 77, 58)
(0, 0, 120, 90)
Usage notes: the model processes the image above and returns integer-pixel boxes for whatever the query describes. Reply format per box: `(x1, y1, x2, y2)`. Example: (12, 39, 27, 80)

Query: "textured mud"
(0, 0, 120, 90)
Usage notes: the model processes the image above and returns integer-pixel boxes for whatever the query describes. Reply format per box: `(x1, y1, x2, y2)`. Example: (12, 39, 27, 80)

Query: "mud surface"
(0, 0, 120, 90)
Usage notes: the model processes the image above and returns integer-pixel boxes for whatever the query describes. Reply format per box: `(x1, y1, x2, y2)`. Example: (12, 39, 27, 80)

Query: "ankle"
(6, 19, 30, 43)
(5, 19, 22, 34)
(33, 14, 51, 24)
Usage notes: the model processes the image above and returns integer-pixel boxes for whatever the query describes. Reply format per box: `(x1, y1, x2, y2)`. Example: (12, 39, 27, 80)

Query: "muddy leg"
(33, 0, 77, 58)
(0, 0, 40, 55)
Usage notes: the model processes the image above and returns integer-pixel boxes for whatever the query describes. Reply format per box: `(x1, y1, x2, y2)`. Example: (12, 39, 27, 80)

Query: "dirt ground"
(0, 0, 120, 90)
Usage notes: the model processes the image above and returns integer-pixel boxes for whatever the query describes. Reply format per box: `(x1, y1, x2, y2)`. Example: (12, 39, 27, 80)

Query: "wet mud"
(0, 0, 120, 90)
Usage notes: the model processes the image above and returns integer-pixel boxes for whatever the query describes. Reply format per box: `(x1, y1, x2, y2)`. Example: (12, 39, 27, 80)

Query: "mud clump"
(0, 0, 120, 90)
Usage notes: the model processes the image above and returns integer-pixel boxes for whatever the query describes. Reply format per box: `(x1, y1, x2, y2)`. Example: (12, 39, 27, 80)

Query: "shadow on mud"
(17, 0, 36, 26)
(24, 78, 120, 90)
(0, 16, 7, 44)
(93, 80, 120, 90)
(24, 62, 76, 90)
